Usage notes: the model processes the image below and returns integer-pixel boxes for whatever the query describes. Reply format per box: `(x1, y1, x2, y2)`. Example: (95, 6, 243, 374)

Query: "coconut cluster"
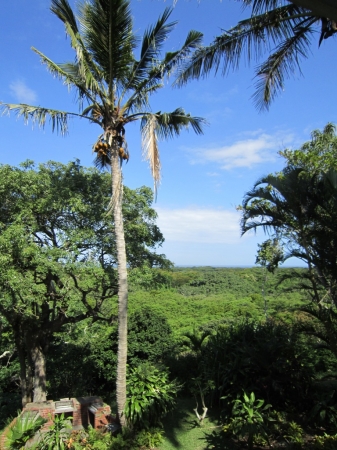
(119, 147, 129, 161)
(94, 141, 109, 157)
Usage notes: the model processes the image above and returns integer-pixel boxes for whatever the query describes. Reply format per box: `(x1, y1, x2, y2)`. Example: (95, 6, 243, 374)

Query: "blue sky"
(0, 0, 336, 267)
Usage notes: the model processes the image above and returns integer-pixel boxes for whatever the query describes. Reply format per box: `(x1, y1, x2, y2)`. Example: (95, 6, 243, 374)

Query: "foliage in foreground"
(124, 364, 178, 430)
(4, 412, 46, 449)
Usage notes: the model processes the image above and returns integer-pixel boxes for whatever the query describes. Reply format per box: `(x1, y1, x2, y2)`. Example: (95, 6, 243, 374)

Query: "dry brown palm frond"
(141, 114, 161, 196)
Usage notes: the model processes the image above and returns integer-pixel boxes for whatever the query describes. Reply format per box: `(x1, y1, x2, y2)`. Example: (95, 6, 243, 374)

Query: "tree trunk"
(31, 344, 47, 403)
(15, 339, 32, 407)
(111, 140, 129, 426)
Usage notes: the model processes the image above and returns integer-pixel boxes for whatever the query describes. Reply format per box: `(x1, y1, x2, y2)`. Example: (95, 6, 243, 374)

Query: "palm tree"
(0, 0, 205, 425)
(241, 164, 337, 356)
(177, 0, 336, 110)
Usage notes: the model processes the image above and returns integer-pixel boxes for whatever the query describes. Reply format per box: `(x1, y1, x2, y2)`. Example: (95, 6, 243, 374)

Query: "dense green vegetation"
(3, 262, 337, 449)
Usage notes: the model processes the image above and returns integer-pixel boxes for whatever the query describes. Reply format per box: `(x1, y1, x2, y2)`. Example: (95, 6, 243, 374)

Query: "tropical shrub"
(310, 384, 337, 431)
(124, 363, 178, 429)
(222, 391, 271, 450)
(200, 320, 314, 410)
(4, 412, 46, 449)
(312, 433, 337, 449)
(38, 413, 72, 450)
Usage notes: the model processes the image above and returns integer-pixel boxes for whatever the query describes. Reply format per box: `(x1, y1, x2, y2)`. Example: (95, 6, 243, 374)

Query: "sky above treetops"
(0, 0, 335, 267)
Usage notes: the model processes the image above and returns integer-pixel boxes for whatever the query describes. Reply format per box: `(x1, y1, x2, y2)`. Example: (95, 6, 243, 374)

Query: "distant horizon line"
(173, 265, 306, 268)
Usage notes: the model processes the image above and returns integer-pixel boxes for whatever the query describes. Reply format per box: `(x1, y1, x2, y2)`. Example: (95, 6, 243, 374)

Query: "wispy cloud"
(185, 131, 294, 170)
(9, 80, 37, 104)
(188, 85, 239, 104)
(155, 207, 242, 244)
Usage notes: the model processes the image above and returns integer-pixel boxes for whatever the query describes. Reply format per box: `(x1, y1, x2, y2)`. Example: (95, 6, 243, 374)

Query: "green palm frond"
(161, 30, 204, 77)
(128, 8, 176, 86)
(124, 82, 164, 113)
(51, 0, 79, 35)
(176, 1, 320, 109)
(51, 0, 106, 95)
(153, 108, 206, 139)
(0, 103, 88, 135)
(31, 48, 95, 106)
(124, 29, 203, 111)
(176, 4, 302, 84)
(253, 19, 315, 110)
(78, 0, 136, 92)
(245, 0, 291, 14)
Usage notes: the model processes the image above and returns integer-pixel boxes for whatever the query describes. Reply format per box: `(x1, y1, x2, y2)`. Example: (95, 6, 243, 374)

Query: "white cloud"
(9, 80, 37, 103)
(155, 207, 243, 244)
(186, 132, 294, 170)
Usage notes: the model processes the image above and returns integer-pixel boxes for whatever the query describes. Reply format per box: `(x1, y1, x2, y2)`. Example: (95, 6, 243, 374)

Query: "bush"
(199, 320, 314, 411)
(124, 363, 178, 429)
(4, 412, 46, 449)
(313, 433, 337, 449)
(222, 391, 271, 450)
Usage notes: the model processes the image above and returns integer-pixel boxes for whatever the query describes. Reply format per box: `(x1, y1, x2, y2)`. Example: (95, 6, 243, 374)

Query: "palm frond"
(0, 103, 87, 135)
(130, 8, 176, 83)
(124, 29, 203, 110)
(31, 48, 91, 103)
(51, 0, 79, 34)
(124, 82, 164, 113)
(141, 114, 161, 196)
(162, 30, 204, 78)
(94, 151, 111, 171)
(153, 108, 206, 139)
(78, 0, 136, 92)
(247, 0, 291, 15)
(176, 4, 302, 86)
(252, 19, 315, 110)
(51, 0, 106, 98)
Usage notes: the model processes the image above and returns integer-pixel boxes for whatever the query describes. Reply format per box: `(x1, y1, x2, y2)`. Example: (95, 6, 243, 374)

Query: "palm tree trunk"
(111, 140, 128, 427)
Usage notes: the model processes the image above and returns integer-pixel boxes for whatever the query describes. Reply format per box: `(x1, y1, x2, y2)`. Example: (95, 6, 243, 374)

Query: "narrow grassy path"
(159, 398, 227, 450)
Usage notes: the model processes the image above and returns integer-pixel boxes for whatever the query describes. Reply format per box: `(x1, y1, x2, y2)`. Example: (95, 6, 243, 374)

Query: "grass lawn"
(159, 397, 230, 450)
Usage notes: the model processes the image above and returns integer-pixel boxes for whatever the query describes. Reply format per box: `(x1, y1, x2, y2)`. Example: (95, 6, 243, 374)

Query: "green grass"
(159, 397, 227, 450)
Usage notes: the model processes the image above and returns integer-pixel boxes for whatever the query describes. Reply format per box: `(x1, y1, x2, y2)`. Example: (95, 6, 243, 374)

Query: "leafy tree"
(127, 308, 174, 366)
(241, 125, 337, 356)
(0, 161, 169, 406)
(200, 321, 314, 410)
(280, 123, 337, 174)
(177, 0, 336, 110)
(255, 238, 283, 318)
(0, 0, 205, 424)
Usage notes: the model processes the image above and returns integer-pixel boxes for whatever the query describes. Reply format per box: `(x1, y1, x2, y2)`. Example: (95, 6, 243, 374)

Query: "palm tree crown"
(1, 0, 204, 192)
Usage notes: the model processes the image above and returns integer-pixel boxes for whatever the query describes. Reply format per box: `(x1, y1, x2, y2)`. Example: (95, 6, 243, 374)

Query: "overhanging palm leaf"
(176, 0, 330, 110)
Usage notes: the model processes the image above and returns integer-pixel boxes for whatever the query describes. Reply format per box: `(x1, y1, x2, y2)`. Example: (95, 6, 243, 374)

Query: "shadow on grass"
(161, 397, 223, 449)
(201, 430, 238, 450)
